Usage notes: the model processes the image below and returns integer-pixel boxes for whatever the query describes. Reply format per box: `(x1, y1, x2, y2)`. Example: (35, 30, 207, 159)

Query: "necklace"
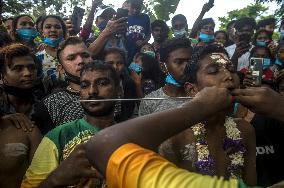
(67, 86, 80, 93)
(191, 117, 246, 179)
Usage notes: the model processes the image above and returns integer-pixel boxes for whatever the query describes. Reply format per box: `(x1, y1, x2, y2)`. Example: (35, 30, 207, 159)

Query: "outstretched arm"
(85, 87, 233, 174)
(189, 2, 214, 38)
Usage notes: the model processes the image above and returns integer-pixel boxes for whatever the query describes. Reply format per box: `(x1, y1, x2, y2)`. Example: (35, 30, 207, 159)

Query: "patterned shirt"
(21, 118, 104, 188)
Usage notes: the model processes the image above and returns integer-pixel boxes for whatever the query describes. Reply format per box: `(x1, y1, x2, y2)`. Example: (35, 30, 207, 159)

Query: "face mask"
(263, 58, 271, 69)
(3, 84, 34, 98)
(129, 63, 142, 74)
(43, 37, 64, 48)
(64, 71, 81, 85)
(16, 28, 38, 43)
(256, 41, 267, 47)
(98, 21, 108, 31)
(165, 73, 181, 87)
(143, 51, 156, 58)
(275, 58, 283, 67)
(199, 32, 214, 43)
(173, 28, 187, 38)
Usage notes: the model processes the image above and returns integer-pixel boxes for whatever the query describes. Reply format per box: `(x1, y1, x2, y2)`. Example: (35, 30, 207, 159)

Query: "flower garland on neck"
(191, 117, 246, 179)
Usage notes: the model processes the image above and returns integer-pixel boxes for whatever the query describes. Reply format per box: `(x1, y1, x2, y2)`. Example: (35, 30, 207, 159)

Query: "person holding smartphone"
(226, 17, 256, 72)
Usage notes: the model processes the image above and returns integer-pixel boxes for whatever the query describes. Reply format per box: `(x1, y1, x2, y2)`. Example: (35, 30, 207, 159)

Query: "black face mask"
(65, 71, 81, 85)
(3, 84, 34, 98)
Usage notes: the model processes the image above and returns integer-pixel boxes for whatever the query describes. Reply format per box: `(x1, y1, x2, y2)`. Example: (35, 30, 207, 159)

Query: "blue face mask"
(98, 21, 108, 31)
(173, 28, 187, 38)
(16, 28, 38, 43)
(129, 63, 142, 74)
(256, 41, 267, 47)
(199, 32, 214, 43)
(143, 51, 156, 58)
(43, 37, 64, 48)
(263, 58, 271, 69)
(275, 58, 283, 67)
(165, 73, 181, 87)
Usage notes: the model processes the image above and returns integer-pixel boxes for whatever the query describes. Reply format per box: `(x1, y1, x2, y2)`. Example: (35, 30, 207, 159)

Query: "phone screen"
(249, 58, 263, 87)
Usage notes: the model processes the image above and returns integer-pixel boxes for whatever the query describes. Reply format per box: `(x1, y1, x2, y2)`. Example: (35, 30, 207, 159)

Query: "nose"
(222, 68, 233, 82)
(113, 63, 118, 71)
(22, 67, 32, 77)
(89, 84, 99, 96)
(75, 54, 84, 65)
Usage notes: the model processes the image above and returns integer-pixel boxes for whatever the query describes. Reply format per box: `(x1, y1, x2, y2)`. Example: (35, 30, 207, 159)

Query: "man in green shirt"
(21, 62, 120, 188)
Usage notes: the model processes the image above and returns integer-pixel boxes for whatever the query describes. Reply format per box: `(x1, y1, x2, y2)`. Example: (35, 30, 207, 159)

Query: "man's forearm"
(88, 31, 109, 56)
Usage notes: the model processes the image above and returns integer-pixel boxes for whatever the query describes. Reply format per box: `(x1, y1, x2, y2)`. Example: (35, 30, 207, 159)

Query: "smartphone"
(249, 58, 263, 87)
(116, 8, 129, 19)
(208, 0, 214, 6)
(71, 6, 85, 35)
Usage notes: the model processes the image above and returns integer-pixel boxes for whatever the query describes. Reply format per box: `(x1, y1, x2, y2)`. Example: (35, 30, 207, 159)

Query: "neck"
(204, 111, 227, 131)
(67, 82, 81, 93)
(46, 46, 57, 57)
(85, 114, 115, 130)
(163, 84, 186, 97)
(7, 94, 32, 106)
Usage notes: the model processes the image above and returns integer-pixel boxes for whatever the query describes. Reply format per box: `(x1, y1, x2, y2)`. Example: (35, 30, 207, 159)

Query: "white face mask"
(173, 28, 187, 38)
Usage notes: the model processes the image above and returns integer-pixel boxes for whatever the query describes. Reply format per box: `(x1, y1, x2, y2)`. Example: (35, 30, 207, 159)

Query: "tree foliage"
(143, 0, 181, 22)
(255, 0, 284, 19)
(2, 0, 86, 18)
(218, 3, 270, 30)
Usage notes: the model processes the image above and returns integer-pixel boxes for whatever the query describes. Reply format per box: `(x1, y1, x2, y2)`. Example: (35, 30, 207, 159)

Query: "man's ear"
(184, 82, 198, 97)
(57, 64, 65, 79)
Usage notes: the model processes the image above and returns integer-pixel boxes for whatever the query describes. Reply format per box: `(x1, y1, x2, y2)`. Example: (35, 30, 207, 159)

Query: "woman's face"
(3, 56, 37, 89)
(42, 17, 64, 39)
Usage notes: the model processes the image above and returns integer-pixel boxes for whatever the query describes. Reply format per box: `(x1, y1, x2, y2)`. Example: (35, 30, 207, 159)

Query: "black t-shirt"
(251, 114, 284, 187)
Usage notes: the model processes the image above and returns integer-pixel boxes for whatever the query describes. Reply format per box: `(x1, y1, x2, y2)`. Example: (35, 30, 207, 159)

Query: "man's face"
(152, 26, 167, 42)
(236, 25, 254, 43)
(3, 56, 37, 89)
(80, 69, 118, 117)
(194, 53, 239, 91)
(4, 19, 13, 35)
(172, 20, 186, 31)
(165, 48, 191, 83)
(16, 16, 35, 30)
(252, 48, 270, 59)
(129, 3, 142, 16)
(42, 17, 64, 39)
(104, 52, 125, 76)
(277, 45, 284, 62)
(256, 31, 270, 42)
(60, 43, 92, 77)
(200, 24, 215, 35)
(263, 24, 275, 34)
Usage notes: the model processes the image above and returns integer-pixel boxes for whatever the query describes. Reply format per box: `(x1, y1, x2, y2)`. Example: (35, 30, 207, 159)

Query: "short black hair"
(198, 18, 215, 31)
(12, 15, 34, 34)
(226, 20, 236, 30)
(172, 14, 188, 26)
(3, 17, 13, 22)
(234, 17, 256, 31)
(80, 61, 120, 87)
(159, 38, 192, 63)
(184, 44, 228, 84)
(41, 15, 67, 38)
(151, 20, 170, 36)
(99, 7, 116, 21)
(129, 0, 143, 7)
(256, 17, 276, 30)
(102, 48, 127, 64)
(57, 37, 84, 64)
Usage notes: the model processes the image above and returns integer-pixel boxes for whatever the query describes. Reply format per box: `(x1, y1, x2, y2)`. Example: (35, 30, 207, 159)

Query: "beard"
(81, 95, 115, 117)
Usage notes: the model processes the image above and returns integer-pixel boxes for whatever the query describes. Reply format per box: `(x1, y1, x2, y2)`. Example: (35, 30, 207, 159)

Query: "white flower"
(230, 152, 244, 166)
(225, 117, 241, 140)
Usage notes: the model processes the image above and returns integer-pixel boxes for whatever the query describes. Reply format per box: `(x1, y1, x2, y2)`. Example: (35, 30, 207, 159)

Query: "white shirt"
(226, 44, 254, 71)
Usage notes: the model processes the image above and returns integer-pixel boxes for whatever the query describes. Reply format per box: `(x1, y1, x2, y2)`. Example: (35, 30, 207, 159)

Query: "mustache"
(85, 95, 106, 101)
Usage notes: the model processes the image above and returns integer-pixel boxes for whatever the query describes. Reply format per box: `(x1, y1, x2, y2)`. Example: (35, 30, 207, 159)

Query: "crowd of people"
(0, 0, 284, 187)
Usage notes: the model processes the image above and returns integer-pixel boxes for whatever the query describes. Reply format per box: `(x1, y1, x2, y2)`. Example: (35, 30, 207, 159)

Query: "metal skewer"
(79, 97, 193, 102)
